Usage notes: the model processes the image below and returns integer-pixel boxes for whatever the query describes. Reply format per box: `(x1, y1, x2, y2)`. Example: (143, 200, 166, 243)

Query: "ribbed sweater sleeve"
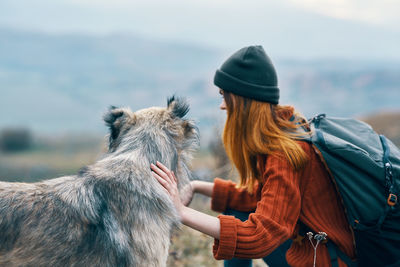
(211, 178, 261, 213)
(213, 154, 302, 260)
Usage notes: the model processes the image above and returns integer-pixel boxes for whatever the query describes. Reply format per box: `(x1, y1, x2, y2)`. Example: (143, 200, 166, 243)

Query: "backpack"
(300, 114, 400, 267)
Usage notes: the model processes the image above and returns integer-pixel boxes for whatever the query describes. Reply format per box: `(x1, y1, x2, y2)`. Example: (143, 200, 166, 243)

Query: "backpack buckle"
(387, 193, 397, 206)
(311, 114, 326, 123)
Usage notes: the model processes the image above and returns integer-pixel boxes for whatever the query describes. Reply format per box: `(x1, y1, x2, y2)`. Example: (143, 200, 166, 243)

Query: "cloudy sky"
(1, 0, 399, 59)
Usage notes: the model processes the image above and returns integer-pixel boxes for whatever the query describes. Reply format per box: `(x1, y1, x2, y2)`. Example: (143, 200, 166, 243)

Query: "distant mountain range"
(0, 28, 399, 143)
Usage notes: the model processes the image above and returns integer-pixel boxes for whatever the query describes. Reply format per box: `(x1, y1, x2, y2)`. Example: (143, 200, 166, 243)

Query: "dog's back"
(0, 176, 128, 266)
(0, 167, 177, 266)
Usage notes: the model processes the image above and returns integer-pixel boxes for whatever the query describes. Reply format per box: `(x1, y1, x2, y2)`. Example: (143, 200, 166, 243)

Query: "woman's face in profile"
(219, 89, 227, 110)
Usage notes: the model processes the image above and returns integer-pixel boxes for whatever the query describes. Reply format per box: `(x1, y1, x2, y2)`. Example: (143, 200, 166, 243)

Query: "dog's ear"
(103, 106, 136, 149)
(167, 95, 189, 118)
(182, 120, 198, 139)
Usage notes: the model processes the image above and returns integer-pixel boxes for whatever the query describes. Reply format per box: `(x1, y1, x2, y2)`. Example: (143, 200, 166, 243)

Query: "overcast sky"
(1, 0, 399, 59)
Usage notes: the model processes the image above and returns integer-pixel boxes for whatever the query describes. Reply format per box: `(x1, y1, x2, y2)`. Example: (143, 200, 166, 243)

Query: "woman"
(151, 46, 355, 266)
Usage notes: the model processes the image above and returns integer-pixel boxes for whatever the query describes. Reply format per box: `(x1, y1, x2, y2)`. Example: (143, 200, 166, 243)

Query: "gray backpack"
(300, 114, 400, 267)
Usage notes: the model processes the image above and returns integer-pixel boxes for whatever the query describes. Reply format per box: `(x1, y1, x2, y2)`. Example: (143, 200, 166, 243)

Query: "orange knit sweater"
(211, 141, 356, 266)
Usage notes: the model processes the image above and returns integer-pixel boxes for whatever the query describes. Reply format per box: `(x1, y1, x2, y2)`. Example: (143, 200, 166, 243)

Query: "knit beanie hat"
(214, 45, 279, 104)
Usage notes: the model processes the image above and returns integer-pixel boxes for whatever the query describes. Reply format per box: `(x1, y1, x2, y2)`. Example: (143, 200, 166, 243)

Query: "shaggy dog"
(0, 97, 199, 267)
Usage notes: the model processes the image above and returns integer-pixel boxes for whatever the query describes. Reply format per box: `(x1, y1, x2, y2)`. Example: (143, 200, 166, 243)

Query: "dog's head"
(103, 96, 199, 176)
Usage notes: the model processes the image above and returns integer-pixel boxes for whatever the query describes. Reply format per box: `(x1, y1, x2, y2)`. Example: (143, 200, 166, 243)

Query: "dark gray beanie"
(214, 45, 279, 104)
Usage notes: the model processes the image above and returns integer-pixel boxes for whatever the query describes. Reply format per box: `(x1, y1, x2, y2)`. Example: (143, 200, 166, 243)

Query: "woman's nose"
(220, 99, 226, 110)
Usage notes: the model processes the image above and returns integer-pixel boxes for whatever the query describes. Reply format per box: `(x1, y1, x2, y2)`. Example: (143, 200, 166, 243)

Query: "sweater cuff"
(213, 215, 238, 260)
(211, 178, 232, 212)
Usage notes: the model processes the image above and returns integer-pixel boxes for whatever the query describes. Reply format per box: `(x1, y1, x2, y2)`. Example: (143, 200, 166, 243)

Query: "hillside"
(0, 28, 399, 144)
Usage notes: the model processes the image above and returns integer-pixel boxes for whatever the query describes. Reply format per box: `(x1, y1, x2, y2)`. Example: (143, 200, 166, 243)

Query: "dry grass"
(167, 194, 220, 267)
(166, 193, 268, 267)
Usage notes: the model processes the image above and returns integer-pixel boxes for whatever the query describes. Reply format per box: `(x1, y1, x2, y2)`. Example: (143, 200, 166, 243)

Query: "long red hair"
(222, 91, 309, 193)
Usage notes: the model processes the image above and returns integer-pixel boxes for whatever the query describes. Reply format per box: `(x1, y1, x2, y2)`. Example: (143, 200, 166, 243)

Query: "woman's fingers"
(151, 163, 172, 184)
(151, 162, 184, 217)
(151, 170, 167, 186)
(151, 162, 178, 188)
(154, 162, 176, 184)
(156, 161, 174, 180)
(155, 161, 168, 171)
(172, 171, 177, 183)
(152, 171, 170, 192)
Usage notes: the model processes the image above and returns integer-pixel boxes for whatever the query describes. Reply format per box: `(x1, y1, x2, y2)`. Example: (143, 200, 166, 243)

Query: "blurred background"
(0, 0, 399, 266)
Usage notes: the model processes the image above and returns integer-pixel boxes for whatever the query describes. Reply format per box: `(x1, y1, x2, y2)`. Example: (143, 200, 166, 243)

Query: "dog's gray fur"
(0, 96, 199, 267)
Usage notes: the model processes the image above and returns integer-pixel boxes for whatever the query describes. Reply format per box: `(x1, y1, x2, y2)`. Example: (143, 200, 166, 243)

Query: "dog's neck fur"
(101, 128, 193, 190)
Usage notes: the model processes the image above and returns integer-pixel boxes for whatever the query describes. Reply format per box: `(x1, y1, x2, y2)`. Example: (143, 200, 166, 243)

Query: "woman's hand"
(151, 162, 221, 239)
(180, 182, 194, 207)
(151, 161, 184, 216)
(181, 180, 214, 205)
